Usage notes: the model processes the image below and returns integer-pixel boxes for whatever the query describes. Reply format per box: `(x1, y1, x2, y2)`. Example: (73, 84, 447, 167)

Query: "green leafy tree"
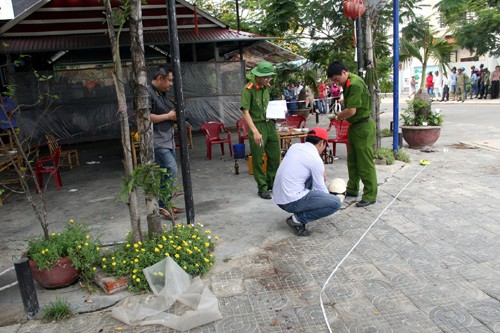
(400, 16, 454, 88)
(435, 0, 500, 56)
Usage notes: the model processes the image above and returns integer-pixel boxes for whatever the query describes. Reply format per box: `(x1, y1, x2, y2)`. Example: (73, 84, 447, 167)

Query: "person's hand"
(253, 131, 263, 147)
(167, 109, 177, 121)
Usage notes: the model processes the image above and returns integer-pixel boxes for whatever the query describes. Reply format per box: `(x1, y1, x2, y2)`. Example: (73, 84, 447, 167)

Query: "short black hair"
(327, 61, 348, 78)
(305, 136, 325, 145)
(153, 65, 173, 79)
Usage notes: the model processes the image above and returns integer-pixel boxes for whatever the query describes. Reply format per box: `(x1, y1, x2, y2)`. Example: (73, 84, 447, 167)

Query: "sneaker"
(258, 191, 272, 199)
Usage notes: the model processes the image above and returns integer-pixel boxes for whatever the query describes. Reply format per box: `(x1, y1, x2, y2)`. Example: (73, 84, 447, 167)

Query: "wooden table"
(277, 129, 307, 151)
(0, 151, 23, 205)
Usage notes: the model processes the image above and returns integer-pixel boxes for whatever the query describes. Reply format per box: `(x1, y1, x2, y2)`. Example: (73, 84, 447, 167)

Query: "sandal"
(159, 208, 179, 221)
(172, 206, 184, 214)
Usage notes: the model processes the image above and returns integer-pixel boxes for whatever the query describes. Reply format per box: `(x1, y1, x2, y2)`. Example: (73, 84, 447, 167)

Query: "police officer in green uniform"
(241, 62, 281, 199)
(327, 61, 377, 207)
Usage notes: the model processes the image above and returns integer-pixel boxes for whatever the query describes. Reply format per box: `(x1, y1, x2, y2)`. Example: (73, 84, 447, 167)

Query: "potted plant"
(401, 92, 444, 148)
(26, 220, 102, 289)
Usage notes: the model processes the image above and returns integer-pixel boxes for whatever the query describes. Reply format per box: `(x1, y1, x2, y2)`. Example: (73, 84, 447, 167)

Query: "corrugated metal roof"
(0, 29, 271, 53)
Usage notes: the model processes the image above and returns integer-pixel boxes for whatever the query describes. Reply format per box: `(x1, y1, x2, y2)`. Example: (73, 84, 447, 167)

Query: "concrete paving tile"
(471, 278, 500, 301)
(464, 299, 500, 332)
(452, 262, 499, 282)
(428, 303, 486, 332)
(214, 314, 259, 333)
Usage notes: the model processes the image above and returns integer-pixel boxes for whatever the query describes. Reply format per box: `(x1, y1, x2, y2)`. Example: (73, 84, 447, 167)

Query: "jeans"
(154, 147, 177, 209)
(427, 87, 434, 97)
(318, 99, 328, 114)
(278, 177, 341, 224)
(470, 83, 478, 98)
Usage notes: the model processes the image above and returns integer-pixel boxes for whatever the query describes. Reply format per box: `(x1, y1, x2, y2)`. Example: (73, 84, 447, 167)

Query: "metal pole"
(14, 259, 39, 319)
(356, 17, 364, 77)
(392, 0, 400, 152)
(166, 0, 195, 225)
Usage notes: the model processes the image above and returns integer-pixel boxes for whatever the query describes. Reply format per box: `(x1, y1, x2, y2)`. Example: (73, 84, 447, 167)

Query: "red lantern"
(343, 0, 366, 19)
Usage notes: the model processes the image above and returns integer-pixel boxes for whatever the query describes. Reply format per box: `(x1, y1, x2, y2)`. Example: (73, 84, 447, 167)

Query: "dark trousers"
(441, 85, 449, 101)
(492, 81, 499, 99)
(479, 83, 489, 98)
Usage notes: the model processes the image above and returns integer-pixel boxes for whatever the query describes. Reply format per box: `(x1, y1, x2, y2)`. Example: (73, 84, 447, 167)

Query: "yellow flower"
(175, 254, 180, 258)
(141, 248, 145, 252)
(136, 278, 140, 282)
(122, 260, 126, 264)
(192, 235, 197, 239)
(84, 242, 89, 246)
(132, 269, 137, 273)
(126, 244, 131, 248)
(205, 242, 210, 247)
(132, 275, 136, 279)
(96, 247, 100, 251)
(176, 246, 182, 251)
(169, 240, 174, 244)
(135, 249, 139, 252)
(112, 262, 116, 266)
(51, 232, 56, 236)
(102, 257, 106, 262)
(133, 244, 139, 248)
(41, 250, 45, 254)
(162, 236, 167, 241)
(102, 265, 107, 269)
(215, 236, 219, 240)
(134, 258, 139, 263)
(154, 248, 160, 253)
(205, 230, 211, 234)
(77, 245, 81, 249)
(183, 266, 187, 270)
(70, 219, 74, 223)
(86, 235, 90, 239)
(158, 244, 163, 249)
(195, 263, 199, 267)
(112, 257, 115, 260)
(92, 267, 96, 271)
(209, 254, 213, 257)
(204, 258, 209, 263)
(138, 241, 142, 245)
(45, 248, 48, 252)
(165, 252, 170, 257)
(168, 235, 173, 239)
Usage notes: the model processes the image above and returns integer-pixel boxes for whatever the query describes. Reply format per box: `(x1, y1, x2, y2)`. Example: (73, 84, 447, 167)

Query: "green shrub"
(101, 223, 218, 292)
(374, 148, 410, 165)
(380, 128, 392, 137)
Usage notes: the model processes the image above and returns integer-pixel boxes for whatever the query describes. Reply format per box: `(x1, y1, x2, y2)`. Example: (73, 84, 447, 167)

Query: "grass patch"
(374, 148, 410, 165)
(42, 297, 71, 321)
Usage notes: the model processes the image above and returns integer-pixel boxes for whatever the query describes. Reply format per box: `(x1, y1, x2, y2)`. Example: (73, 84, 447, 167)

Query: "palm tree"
(400, 16, 454, 88)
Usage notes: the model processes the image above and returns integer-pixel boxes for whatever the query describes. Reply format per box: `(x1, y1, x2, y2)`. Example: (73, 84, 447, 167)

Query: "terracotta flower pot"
(401, 126, 441, 149)
(29, 257, 81, 289)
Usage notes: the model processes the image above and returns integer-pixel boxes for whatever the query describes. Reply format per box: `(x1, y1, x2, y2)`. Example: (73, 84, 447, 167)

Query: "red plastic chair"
(285, 114, 307, 143)
(200, 121, 233, 160)
(285, 114, 306, 129)
(326, 119, 351, 156)
(35, 146, 62, 193)
(236, 118, 249, 145)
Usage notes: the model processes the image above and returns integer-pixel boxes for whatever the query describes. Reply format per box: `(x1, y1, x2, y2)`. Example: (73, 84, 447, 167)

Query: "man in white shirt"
(273, 128, 342, 236)
(433, 71, 442, 100)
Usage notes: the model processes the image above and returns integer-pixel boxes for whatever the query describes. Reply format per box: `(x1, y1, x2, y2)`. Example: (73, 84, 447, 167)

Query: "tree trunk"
(364, 8, 381, 149)
(104, 0, 142, 243)
(129, 0, 161, 234)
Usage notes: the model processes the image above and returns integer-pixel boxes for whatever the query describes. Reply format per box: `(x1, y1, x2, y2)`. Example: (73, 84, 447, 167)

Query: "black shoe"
(356, 200, 376, 207)
(286, 215, 302, 228)
(258, 191, 272, 199)
(296, 224, 311, 236)
(345, 192, 358, 198)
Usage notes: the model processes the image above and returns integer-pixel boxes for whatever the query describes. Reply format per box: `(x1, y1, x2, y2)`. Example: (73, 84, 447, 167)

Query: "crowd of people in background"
(283, 81, 343, 114)
(419, 64, 500, 102)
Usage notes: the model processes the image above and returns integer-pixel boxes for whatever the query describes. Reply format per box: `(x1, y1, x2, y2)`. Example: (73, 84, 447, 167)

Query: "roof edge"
(0, 0, 51, 35)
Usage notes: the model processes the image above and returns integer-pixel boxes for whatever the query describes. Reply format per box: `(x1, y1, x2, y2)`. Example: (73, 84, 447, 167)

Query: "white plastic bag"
(112, 257, 222, 331)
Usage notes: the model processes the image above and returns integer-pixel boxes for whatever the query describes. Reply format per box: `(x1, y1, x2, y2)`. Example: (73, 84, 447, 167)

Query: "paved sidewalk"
(1, 102, 500, 332)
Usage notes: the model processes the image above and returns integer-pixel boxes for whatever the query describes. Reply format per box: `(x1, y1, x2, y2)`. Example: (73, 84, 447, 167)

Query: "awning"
(0, 28, 271, 53)
(227, 41, 304, 67)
